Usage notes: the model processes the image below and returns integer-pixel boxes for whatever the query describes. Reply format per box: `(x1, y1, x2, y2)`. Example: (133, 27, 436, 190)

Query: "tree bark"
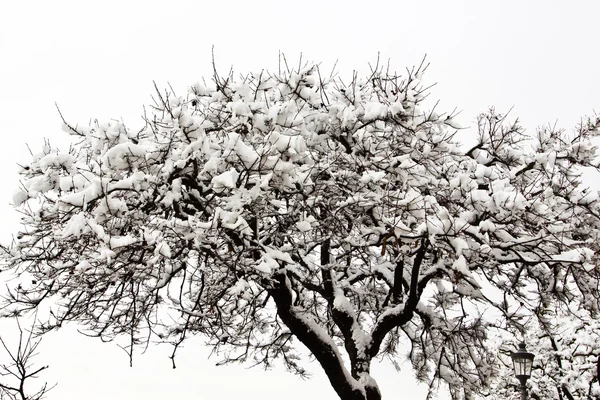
(269, 273, 369, 400)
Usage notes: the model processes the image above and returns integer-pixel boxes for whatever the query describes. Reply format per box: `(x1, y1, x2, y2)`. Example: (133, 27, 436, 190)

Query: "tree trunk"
(351, 360, 381, 400)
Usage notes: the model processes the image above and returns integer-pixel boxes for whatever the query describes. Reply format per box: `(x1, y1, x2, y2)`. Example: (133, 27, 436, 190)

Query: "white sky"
(1, 1, 599, 399)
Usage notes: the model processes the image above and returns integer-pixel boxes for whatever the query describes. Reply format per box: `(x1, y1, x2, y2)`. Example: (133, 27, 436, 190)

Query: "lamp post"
(511, 342, 535, 400)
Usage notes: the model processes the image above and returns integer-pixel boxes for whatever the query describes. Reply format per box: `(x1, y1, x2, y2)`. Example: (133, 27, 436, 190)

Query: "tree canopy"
(1, 58, 599, 400)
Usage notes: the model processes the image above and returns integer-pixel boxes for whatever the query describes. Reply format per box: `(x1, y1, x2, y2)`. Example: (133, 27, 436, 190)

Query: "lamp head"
(511, 342, 534, 380)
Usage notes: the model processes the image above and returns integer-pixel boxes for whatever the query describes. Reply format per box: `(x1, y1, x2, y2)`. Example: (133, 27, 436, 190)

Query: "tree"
(0, 319, 53, 400)
(490, 243, 600, 400)
(1, 57, 599, 400)
(492, 309, 600, 400)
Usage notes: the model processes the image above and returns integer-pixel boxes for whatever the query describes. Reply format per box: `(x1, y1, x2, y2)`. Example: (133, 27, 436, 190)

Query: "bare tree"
(1, 57, 599, 400)
(0, 320, 53, 400)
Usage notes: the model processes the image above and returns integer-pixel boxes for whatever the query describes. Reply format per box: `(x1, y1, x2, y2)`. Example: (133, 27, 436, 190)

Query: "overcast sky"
(1, 1, 599, 399)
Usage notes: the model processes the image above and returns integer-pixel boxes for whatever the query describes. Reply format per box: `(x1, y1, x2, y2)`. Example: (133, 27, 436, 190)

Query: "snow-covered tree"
(492, 308, 600, 400)
(1, 58, 599, 400)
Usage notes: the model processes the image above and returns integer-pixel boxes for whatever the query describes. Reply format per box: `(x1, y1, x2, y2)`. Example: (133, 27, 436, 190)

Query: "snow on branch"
(2, 57, 600, 400)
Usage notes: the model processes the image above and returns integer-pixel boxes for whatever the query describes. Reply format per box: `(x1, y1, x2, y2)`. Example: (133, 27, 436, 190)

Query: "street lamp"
(511, 342, 535, 400)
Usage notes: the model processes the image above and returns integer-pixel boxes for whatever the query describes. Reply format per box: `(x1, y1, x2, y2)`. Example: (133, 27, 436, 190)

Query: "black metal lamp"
(511, 342, 535, 400)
